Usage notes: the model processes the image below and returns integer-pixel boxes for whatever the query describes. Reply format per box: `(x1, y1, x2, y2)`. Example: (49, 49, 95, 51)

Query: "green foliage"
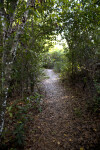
(42, 50, 65, 72)
(28, 93, 42, 112)
(74, 107, 82, 117)
(58, 0, 100, 82)
(54, 61, 62, 72)
(14, 123, 25, 146)
(1, 92, 42, 148)
(6, 99, 29, 146)
(42, 53, 54, 69)
(0, 0, 100, 145)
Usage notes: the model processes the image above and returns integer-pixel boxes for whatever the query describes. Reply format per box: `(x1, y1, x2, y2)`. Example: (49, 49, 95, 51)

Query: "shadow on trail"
(25, 69, 100, 150)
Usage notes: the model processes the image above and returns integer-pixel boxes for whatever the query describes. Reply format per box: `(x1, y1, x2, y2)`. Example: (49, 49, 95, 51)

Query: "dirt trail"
(25, 69, 99, 150)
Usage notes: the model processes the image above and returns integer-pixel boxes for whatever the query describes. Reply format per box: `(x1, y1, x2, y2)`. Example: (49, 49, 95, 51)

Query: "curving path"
(25, 69, 99, 150)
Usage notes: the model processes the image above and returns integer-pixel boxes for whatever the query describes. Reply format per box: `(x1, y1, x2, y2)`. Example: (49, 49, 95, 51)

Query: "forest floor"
(25, 69, 100, 150)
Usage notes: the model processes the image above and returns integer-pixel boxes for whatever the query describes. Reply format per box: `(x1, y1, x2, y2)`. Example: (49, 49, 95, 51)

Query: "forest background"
(0, 0, 100, 149)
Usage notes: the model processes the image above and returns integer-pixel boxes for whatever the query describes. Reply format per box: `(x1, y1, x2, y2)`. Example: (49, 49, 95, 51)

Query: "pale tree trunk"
(0, 0, 32, 135)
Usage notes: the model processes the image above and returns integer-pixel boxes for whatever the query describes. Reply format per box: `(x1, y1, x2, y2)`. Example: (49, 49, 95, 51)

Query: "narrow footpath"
(25, 69, 99, 150)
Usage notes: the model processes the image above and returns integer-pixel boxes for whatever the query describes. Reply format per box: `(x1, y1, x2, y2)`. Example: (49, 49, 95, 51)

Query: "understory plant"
(0, 93, 42, 149)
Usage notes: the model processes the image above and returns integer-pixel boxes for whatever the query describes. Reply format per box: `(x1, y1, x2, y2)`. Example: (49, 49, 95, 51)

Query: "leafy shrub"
(54, 61, 63, 72)
(42, 50, 65, 72)
(0, 93, 42, 149)
(42, 53, 54, 69)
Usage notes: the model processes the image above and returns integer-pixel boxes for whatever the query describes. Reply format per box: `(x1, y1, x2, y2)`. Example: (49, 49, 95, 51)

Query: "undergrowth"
(0, 93, 42, 150)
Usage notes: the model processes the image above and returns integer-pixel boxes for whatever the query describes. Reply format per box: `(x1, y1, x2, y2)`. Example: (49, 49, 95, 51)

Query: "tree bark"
(0, 0, 32, 135)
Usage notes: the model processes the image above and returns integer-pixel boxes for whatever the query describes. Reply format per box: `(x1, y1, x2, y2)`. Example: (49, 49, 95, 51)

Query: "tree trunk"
(0, 0, 32, 135)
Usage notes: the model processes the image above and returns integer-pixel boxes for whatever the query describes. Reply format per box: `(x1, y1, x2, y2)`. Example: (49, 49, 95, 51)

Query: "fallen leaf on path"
(93, 128, 97, 132)
(57, 141, 60, 145)
(53, 140, 55, 142)
(80, 148, 84, 150)
(64, 134, 67, 136)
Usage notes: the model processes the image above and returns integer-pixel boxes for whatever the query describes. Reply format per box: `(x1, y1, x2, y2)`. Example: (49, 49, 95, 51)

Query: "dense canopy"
(0, 0, 100, 149)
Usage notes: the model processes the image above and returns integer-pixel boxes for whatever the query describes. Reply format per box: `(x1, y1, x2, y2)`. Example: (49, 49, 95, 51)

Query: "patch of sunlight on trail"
(45, 77, 60, 83)
(61, 96, 70, 99)
(44, 69, 60, 82)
